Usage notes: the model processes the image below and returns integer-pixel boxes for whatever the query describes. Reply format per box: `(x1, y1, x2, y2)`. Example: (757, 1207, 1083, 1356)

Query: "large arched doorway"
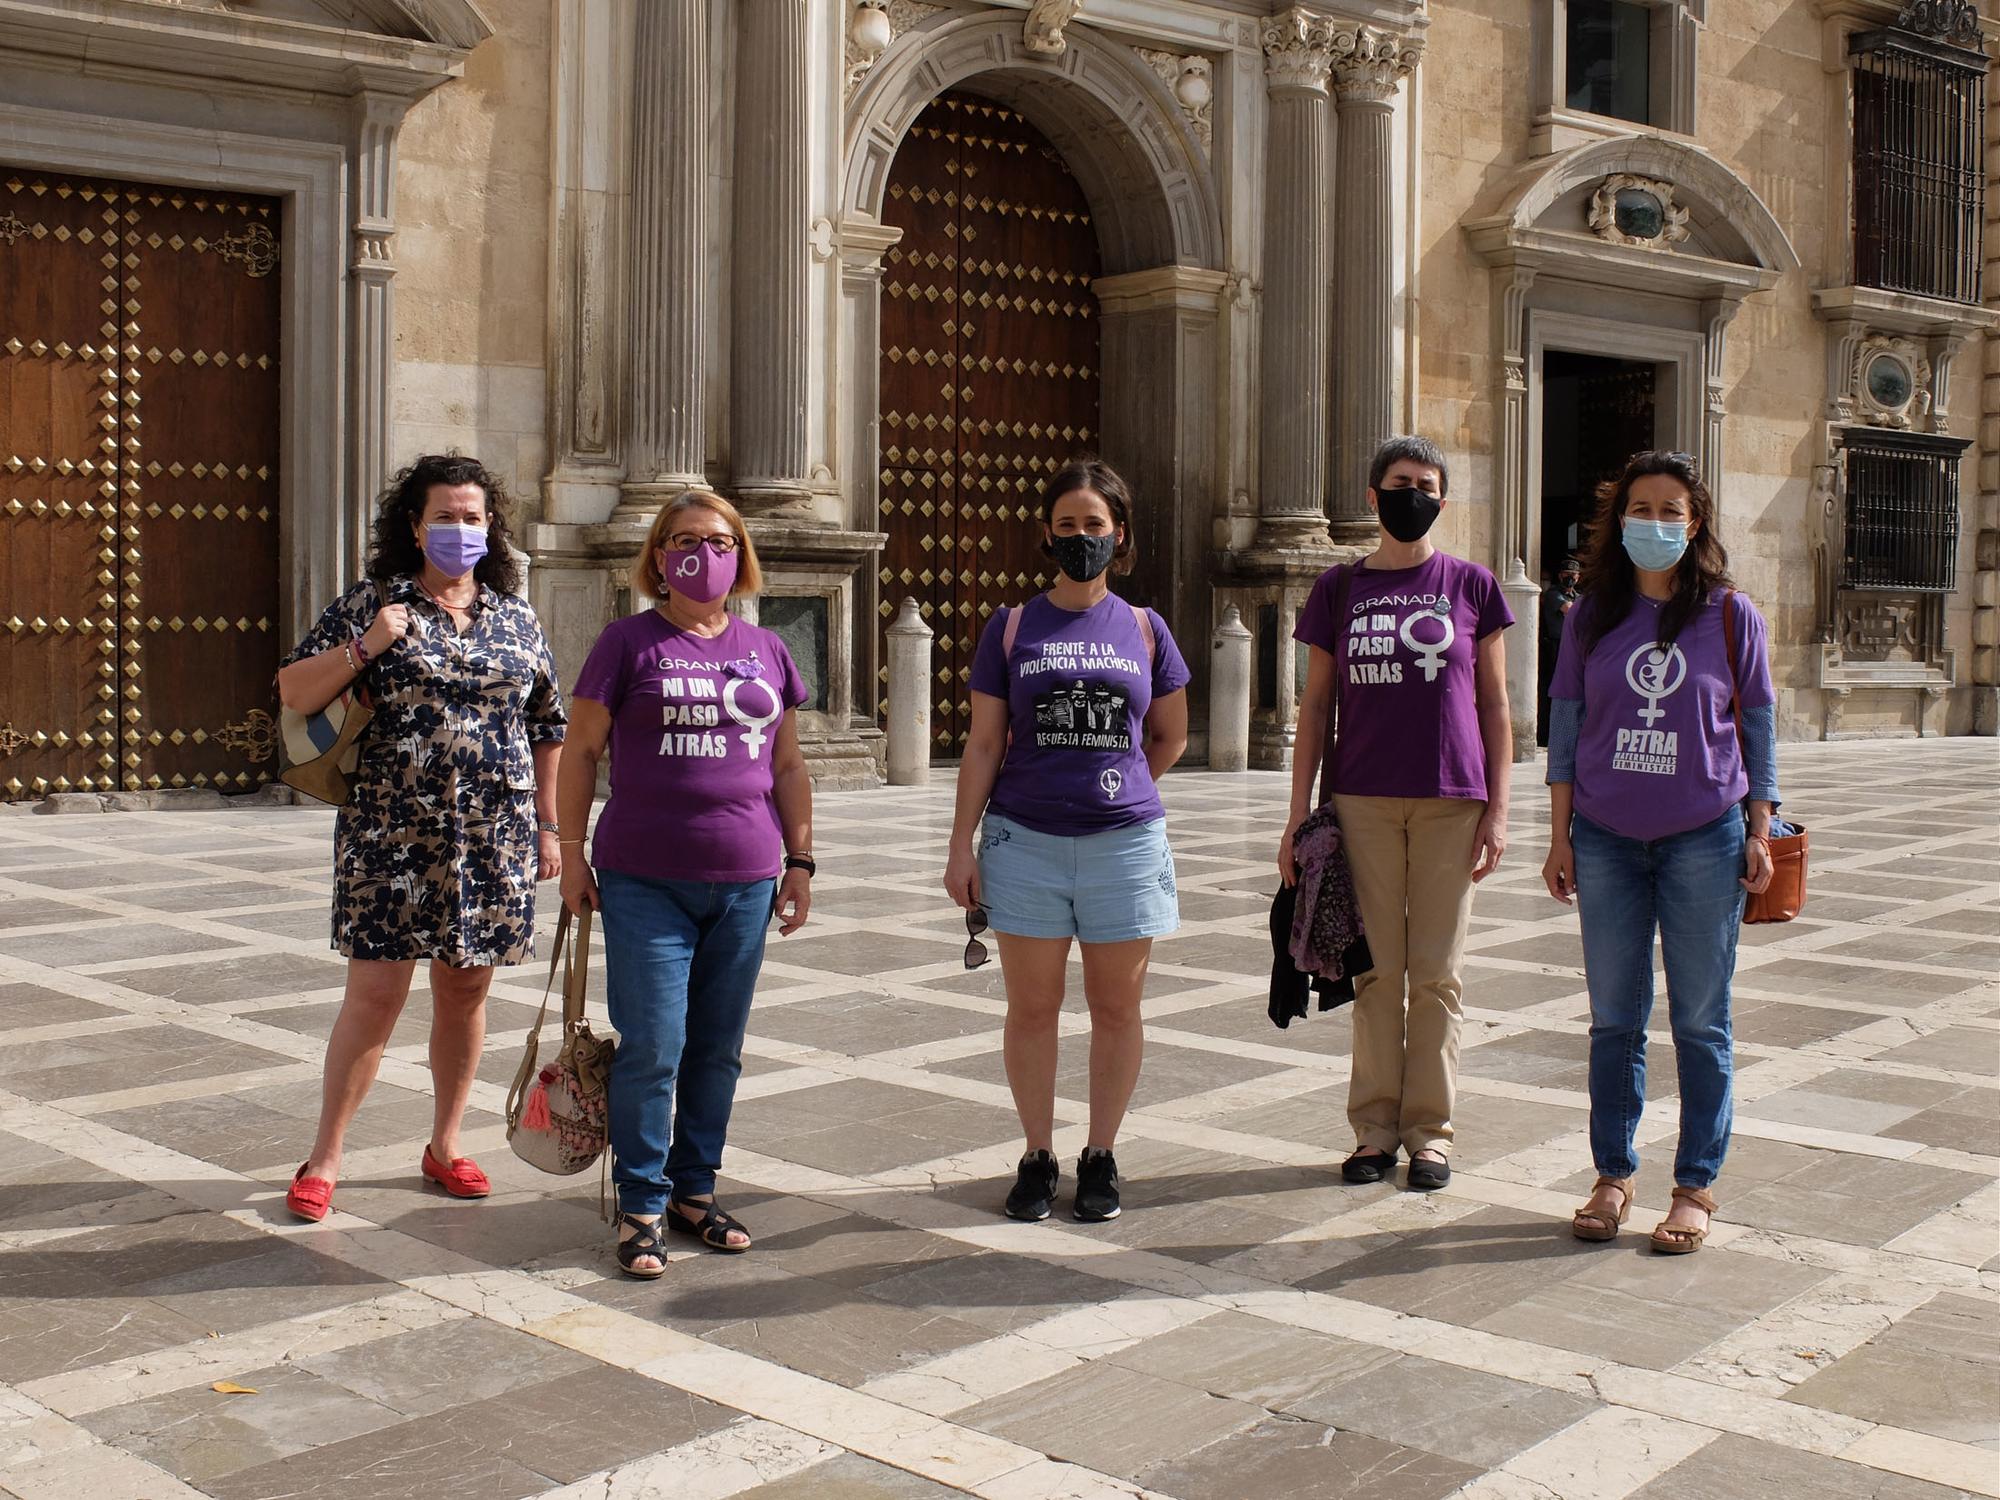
(875, 91, 1103, 753)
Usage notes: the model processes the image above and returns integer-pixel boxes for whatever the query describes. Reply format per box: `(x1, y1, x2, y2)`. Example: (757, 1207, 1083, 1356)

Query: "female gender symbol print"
(723, 674, 784, 758)
(1398, 599, 1457, 682)
(1624, 642, 1687, 725)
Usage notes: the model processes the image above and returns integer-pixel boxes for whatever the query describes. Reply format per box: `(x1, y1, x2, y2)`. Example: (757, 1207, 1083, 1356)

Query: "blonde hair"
(632, 489, 764, 599)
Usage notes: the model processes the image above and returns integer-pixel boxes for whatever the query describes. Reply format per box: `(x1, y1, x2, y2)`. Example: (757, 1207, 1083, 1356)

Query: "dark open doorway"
(1537, 350, 1661, 742)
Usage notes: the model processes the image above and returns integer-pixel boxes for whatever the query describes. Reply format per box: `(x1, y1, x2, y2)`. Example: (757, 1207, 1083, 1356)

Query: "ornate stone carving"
(1261, 8, 1334, 93)
(1023, 0, 1083, 56)
(1587, 175, 1691, 248)
(1894, 0, 1984, 49)
(0, 211, 26, 245)
(1849, 333, 1932, 429)
(843, 0, 945, 102)
(1327, 24, 1422, 102)
(1136, 48, 1212, 153)
(1808, 464, 1841, 645)
(1843, 600, 1919, 661)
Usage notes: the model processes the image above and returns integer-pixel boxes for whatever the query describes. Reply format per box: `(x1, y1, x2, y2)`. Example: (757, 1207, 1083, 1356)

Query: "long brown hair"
(1578, 449, 1732, 653)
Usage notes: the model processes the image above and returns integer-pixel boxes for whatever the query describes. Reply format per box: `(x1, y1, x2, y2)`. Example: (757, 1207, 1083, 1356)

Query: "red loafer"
(286, 1163, 334, 1223)
(421, 1146, 491, 1199)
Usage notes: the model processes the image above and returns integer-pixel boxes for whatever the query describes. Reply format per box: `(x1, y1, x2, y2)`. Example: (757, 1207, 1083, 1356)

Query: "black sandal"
(668, 1196, 752, 1253)
(1341, 1149, 1398, 1184)
(616, 1213, 667, 1280)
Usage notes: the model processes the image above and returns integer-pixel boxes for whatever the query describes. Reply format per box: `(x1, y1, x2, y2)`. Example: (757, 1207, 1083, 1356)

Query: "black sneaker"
(1073, 1147, 1122, 1222)
(1004, 1149, 1059, 1221)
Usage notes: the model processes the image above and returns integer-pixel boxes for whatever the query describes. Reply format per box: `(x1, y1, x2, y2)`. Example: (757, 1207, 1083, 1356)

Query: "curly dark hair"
(1578, 449, 1732, 654)
(1037, 457, 1138, 577)
(366, 453, 523, 595)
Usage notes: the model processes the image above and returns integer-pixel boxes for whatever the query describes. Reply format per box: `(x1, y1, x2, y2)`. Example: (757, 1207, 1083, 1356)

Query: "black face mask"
(1375, 485, 1442, 543)
(1049, 531, 1117, 582)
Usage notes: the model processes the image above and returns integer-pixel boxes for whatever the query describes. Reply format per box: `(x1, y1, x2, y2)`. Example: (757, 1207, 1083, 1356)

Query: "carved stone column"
(1328, 25, 1421, 539)
(348, 90, 413, 575)
(1254, 8, 1335, 551)
(730, 0, 813, 511)
(1491, 264, 1539, 759)
(619, 0, 708, 519)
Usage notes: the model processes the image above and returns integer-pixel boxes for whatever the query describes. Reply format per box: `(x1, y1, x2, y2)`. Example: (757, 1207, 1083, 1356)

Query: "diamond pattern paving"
(0, 738, 1994, 1498)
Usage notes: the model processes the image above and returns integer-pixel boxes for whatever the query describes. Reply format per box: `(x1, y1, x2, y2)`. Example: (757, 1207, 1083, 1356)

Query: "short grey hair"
(1368, 435, 1449, 498)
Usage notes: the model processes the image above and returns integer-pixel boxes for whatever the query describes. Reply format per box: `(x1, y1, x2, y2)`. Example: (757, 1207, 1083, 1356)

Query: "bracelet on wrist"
(783, 852, 816, 876)
(352, 633, 371, 667)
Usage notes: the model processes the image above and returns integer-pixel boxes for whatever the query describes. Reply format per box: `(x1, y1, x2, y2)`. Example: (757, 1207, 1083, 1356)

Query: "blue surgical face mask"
(1621, 517, 1690, 573)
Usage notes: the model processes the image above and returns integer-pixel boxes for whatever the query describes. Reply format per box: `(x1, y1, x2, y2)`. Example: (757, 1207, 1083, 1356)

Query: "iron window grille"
(1850, 19, 1987, 305)
(1840, 430, 1968, 593)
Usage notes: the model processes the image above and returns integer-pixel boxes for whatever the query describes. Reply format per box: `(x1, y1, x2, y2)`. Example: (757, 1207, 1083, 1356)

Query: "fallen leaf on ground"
(210, 1381, 258, 1395)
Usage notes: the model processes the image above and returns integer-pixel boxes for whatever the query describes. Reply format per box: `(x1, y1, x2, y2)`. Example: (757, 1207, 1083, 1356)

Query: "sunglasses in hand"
(964, 905, 990, 970)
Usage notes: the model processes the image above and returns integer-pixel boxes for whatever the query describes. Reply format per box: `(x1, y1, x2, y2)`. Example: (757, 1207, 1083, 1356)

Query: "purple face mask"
(660, 541, 738, 605)
(423, 522, 489, 578)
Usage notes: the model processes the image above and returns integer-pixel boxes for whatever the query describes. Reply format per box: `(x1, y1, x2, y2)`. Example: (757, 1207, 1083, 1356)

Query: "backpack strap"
(1129, 602, 1156, 664)
(1001, 602, 1025, 659)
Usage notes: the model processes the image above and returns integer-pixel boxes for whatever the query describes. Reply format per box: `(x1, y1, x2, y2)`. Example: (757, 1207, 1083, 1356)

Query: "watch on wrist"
(537, 821, 561, 836)
(783, 852, 816, 876)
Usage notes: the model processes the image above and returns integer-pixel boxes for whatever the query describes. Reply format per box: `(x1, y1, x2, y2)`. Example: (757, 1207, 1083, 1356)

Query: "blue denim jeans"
(597, 869, 776, 1215)
(1571, 809, 1746, 1189)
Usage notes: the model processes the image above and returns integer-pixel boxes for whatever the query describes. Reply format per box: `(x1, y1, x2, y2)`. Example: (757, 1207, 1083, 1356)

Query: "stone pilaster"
(1328, 24, 1421, 540)
(1253, 7, 1335, 551)
(730, 0, 813, 512)
(619, 0, 708, 520)
(348, 90, 412, 574)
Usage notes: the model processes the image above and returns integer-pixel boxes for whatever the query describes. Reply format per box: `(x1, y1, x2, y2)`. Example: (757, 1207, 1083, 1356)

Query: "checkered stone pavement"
(0, 739, 1995, 1500)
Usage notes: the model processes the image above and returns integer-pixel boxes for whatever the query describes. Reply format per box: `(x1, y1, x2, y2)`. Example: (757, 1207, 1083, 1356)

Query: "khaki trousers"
(1331, 794, 1484, 1158)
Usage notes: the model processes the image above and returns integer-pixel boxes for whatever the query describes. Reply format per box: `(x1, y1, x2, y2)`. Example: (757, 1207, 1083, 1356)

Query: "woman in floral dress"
(275, 454, 566, 1221)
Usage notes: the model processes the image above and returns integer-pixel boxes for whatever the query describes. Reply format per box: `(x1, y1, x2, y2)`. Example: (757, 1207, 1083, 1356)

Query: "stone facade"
(5, 0, 1993, 784)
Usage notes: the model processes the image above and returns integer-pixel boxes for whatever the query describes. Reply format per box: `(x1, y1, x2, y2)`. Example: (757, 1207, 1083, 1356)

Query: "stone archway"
(841, 13, 1228, 747)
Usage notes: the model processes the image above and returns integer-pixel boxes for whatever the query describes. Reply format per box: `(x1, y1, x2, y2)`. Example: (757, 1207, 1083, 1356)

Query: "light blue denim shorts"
(977, 814, 1179, 944)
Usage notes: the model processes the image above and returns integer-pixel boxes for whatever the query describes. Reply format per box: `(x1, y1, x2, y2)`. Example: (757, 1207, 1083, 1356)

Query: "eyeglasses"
(666, 533, 739, 554)
(963, 906, 990, 970)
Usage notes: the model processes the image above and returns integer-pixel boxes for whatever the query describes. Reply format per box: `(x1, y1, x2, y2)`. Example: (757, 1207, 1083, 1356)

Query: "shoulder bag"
(506, 905, 617, 1174)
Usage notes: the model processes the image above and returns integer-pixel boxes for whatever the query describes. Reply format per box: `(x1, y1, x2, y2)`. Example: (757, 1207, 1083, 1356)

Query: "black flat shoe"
(1005, 1149, 1059, 1221)
(1341, 1149, 1398, 1184)
(1407, 1153, 1451, 1191)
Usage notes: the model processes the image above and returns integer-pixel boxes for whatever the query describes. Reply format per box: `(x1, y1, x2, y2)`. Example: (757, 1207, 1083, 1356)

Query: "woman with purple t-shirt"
(943, 460, 1191, 1225)
(1280, 436, 1514, 1193)
(1544, 451, 1777, 1255)
(555, 490, 814, 1279)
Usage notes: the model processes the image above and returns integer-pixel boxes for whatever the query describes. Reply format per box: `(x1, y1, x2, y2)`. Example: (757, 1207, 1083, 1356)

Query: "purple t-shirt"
(1294, 552, 1514, 800)
(970, 593, 1191, 835)
(1552, 589, 1773, 842)
(572, 612, 809, 883)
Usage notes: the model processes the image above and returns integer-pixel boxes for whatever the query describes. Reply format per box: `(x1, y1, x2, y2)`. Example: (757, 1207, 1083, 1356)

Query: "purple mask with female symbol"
(660, 541, 738, 605)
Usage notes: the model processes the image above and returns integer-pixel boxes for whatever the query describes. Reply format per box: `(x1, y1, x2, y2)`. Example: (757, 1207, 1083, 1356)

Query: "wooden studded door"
(0, 167, 282, 799)
(877, 92, 1102, 755)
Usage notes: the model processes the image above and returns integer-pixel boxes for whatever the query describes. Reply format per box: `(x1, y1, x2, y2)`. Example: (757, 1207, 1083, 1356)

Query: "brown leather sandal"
(1649, 1185, 1716, 1254)
(1571, 1176, 1633, 1242)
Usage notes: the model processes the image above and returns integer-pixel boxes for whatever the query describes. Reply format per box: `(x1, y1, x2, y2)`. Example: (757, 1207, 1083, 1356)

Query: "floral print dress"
(284, 576, 567, 967)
